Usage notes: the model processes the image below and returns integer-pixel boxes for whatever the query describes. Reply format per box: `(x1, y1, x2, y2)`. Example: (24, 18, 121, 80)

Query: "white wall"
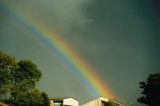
(63, 98, 79, 106)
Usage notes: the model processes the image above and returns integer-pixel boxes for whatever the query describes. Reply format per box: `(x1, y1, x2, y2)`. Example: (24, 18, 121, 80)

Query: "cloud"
(3, 0, 92, 34)
(31, 0, 91, 33)
(50, 0, 92, 30)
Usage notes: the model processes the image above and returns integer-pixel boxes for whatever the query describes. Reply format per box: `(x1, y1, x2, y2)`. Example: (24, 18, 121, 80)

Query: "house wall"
(63, 98, 79, 106)
(81, 97, 106, 106)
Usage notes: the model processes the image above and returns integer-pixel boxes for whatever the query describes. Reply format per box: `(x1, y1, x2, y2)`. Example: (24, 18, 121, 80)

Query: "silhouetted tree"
(137, 73, 160, 106)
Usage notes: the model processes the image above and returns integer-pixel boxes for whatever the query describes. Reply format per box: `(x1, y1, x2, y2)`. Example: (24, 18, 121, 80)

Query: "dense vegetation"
(138, 73, 160, 106)
(0, 51, 50, 106)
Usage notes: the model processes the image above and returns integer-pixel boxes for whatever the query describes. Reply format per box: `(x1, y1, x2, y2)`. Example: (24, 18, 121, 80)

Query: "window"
(101, 101, 119, 106)
(54, 102, 63, 106)
(102, 101, 109, 106)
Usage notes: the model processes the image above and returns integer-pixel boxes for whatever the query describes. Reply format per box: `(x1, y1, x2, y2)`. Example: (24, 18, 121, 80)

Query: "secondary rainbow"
(1, 2, 114, 98)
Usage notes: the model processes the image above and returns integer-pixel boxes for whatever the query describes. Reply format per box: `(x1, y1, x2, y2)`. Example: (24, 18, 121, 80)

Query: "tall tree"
(0, 51, 49, 106)
(137, 73, 160, 106)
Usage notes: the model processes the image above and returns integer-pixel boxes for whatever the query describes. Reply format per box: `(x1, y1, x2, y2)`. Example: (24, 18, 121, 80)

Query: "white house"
(50, 97, 79, 106)
(81, 97, 125, 106)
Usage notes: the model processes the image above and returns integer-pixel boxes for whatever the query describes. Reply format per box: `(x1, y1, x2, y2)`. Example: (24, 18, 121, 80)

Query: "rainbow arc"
(0, 2, 114, 98)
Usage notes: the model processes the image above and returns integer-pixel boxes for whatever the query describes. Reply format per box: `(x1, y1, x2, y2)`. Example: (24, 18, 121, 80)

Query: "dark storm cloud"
(152, 0, 160, 17)
(12, 0, 91, 34)
(66, 0, 160, 105)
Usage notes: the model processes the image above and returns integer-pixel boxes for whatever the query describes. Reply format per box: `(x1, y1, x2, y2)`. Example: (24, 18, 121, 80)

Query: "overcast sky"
(0, 0, 160, 105)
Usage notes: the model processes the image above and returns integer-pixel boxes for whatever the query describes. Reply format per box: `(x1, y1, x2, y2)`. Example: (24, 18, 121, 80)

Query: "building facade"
(81, 97, 125, 106)
(50, 97, 125, 106)
(50, 97, 79, 106)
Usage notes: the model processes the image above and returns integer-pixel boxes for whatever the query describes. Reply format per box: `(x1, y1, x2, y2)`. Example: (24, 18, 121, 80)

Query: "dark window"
(102, 101, 109, 106)
(101, 101, 120, 106)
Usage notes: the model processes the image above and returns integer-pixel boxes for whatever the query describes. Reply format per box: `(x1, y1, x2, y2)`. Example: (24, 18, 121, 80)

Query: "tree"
(137, 73, 160, 106)
(41, 92, 50, 106)
(0, 51, 16, 100)
(10, 89, 44, 106)
(12, 60, 42, 89)
(0, 51, 49, 106)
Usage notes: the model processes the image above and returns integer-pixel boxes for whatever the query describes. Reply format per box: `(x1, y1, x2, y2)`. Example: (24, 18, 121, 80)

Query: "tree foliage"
(137, 73, 160, 106)
(41, 92, 50, 106)
(0, 51, 50, 106)
(10, 89, 44, 106)
(12, 60, 42, 90)
(0, 51, 16, 100)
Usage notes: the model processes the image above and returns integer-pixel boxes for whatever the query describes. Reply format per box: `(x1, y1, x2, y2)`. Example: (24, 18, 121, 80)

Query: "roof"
(81, 96, 125, 106)
(50, 97, 78, 102)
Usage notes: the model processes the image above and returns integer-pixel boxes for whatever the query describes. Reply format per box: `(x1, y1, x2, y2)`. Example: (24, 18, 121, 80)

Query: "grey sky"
(0, 0, 160, 105)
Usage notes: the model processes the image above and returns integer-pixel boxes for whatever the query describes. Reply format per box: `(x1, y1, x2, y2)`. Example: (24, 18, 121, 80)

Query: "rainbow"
(0, 2, 114, 98)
